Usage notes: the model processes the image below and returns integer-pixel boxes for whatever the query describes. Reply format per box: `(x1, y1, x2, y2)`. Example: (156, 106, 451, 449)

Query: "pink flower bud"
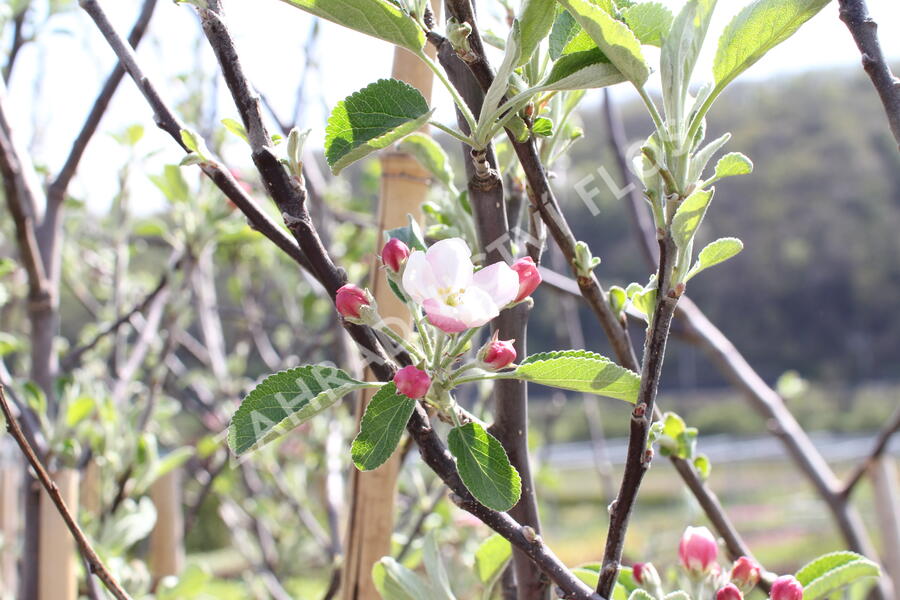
(511, 257, 542, 302)
(482, 338, 516, 370)
(769, 576, 803, 600)
(731, 557, 761, 590)
(716, 584, 743, 600)
(382, 238, 411, 273)
(679, 526, 719, 575)
(336, 284, 369, 319)
(393, 366, 431, 399)
(633, 563, 647, 585)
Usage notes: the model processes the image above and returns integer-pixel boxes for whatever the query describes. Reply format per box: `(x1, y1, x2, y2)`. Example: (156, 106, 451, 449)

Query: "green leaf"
(150, 165, 191, 204)
(448, 422, 522, 512)
(221, 118, 249, 143)
(712, 151, 753, 181)
(537, 48, 626, 91)
(474, 534, 512, 585)
(631, 282, 657, 319)
(628, 590, 656, 600)
(660, 0, 717, 134)
(477, 22, 523, 142)
(0, 332, 22, 357)
(325, 79, 434, 175)
(608, 285, 627, 316)
(549, 8, 580, 60)
(65, 395, 95, 428)
(228, 366, 373, 455)
(693, 453, 711, 479)
(688, 132, 731, 182)
(671, 188, 714, 250)
(517, 0, 556, 66)
(713, 0, 830, 94)
(797, 552, 880, 600)
(398, 133, 457, 195)
(372, 557, 433, 600)
(385, 214, 427, 251)
(278, 0, 425, 53)
(532, 117, 554, 137)
(622, 2, 674, 47)
(556, 0, 649, 85)
(423, 532, 456, 600)
(686, 237, 744, 281)
(351, 383, 415, 471)
(511, 350, 641, 403)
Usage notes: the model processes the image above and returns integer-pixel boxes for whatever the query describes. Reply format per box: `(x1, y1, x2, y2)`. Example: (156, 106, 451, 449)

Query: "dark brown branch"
(78, 0, 314, 275)
(3, 7, 28, 83)
(838, 0, 900, 148)
(840, 405, 900, 498)
(0, 386, 133, 600)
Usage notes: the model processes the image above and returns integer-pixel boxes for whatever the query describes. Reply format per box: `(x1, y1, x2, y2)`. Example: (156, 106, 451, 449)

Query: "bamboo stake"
(149, 468, 184, 582)
(38, 468, 79, 600)
(0, 441, 18, 599)
(341, 6, 439, 598)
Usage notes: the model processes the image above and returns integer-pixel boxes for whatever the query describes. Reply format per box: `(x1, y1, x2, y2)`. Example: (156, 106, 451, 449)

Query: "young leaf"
(511, 350, 641, 403)
(556, 0, 649, 85)
(537, 48, 626, 91)
(622, 2, 674, 47)
(448, 422, 522, 512)
(712, 152, 753, 181)
(517, 0, 556, 66)
(325, 79, 434, 174)
(474, 534, 512, 586)
(532, 117, 554, 137)
(398, 133, 458, 195)
(477, 22, 523, 141)
(713, 0, 830, 94)
(228, 366, 373, 455)
(671, 188, 714, 249)
(796, 552, 880, 600)
(372, 557, 434, 600)
(660, 0, 717, 133)
(221, 118, 249, 143)
(385, 214, 427, 251)
(686, 237, 744, 281)
(351, 383, 416, 471)
(688, 132, 731, 182)
(423, 532, 456, 600)
(628, 590, 656, 600)
(278, 0, 425, 54)
(549, 8, 580, 60)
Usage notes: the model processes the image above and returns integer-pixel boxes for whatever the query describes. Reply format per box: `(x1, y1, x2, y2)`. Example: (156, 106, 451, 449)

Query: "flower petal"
(472, 262, 519, 308)
(423, 299, 469, 333)
(425, 238, 473, 291)
(401, 250, 438, 304)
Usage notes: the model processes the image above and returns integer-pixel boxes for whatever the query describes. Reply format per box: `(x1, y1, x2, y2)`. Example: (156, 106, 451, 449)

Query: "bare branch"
(838, 0, 900, 148)
(0, 385, 133, 600)
(841, 405, 900, 498)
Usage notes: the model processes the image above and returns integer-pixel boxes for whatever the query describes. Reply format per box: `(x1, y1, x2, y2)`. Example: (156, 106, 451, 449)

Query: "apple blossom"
(480, 338, 516, 370)
(382, 238, 411, 273)
(401, 238, 518, 333)
(679, 526, 719, 575)
(716, 583, 743, 600)
(730, 556, 761, 591)
(336, 284, 370, 320)
(769, 576, 803, 600)
(511, 256, 542, 302)
(393, 366, 431, 399)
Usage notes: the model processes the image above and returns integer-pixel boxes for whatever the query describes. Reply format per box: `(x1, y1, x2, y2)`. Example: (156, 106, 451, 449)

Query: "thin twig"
(837, 0, 900, 148)
(841, 405, 900, 498)
(0, 386, 133, 600)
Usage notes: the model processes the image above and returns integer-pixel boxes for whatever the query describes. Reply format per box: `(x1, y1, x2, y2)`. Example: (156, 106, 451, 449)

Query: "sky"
(4, 0, 900, 214)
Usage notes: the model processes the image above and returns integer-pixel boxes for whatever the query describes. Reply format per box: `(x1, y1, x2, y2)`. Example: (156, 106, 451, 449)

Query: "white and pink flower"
(401, 239, 519, 333)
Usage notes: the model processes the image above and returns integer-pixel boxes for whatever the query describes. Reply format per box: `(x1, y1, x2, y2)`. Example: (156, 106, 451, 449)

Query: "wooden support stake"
(872, 457, 899, 598)
(0, 442, 19, 599)
(341, 6, 439, 597)
(148, 468, 184, 582)
(38, 469, 79, 600)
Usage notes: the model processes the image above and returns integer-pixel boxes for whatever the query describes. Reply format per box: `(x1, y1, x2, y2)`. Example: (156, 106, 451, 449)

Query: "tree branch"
(840, 405, 900, 498)
(0, 385, 132, 600)
(837, 0, 900, 148)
